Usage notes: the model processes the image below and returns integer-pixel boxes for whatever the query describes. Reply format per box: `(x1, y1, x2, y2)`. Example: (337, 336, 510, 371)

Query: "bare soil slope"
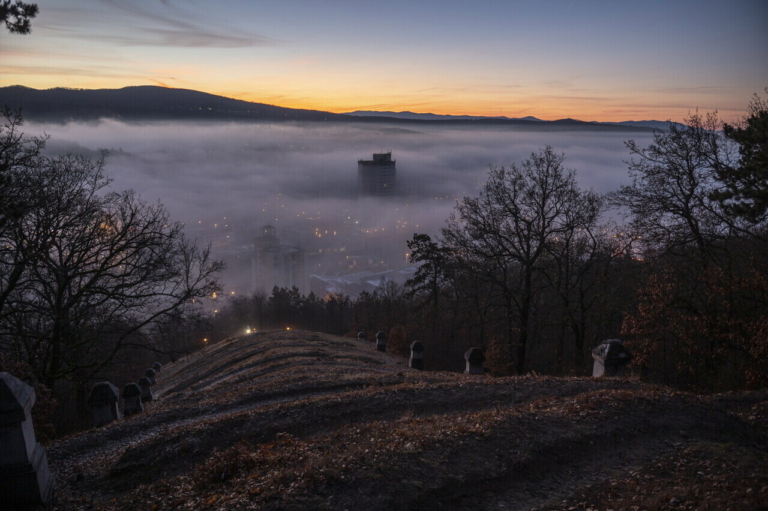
(45, 330, 767, 510)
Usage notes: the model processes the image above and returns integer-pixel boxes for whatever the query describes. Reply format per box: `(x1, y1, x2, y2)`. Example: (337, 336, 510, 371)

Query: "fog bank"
(31, 120, 654, 294)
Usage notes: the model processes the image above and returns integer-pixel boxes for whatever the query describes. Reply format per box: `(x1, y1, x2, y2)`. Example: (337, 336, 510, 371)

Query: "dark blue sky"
(4, 0, 767, 121)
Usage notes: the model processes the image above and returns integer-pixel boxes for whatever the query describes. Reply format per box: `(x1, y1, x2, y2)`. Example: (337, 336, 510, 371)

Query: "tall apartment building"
(358, 152, 396, 196)
(252, 225, 307, 293)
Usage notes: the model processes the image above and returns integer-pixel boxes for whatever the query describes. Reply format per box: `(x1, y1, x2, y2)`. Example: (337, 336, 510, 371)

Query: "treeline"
(208, 287, 351, 340)
(210, 92, 768, 392)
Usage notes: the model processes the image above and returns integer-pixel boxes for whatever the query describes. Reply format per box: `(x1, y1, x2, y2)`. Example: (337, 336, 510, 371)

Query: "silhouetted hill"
(346, 111, 680, 129)
(344, 110, 544, 122)
(0, 85, 348, 123)
(608, 119, 684, 130)
(0, 86, 655, 131)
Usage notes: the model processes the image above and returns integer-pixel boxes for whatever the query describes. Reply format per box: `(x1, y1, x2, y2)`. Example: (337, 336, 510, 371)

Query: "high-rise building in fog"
(252, 225, 307, 293)
(358, 152, 396, 196)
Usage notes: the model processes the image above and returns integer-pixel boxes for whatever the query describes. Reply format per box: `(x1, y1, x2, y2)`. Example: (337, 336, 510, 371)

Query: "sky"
(2, 0, 767, 122)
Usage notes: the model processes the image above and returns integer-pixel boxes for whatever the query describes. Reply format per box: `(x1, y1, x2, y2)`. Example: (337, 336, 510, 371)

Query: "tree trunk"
(516, 270, 533, 374)
(556, 322, 566, 375)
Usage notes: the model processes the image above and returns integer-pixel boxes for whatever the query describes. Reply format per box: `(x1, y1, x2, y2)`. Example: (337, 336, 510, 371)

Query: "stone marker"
(138, 377, 153, 403)
(152, 362, 162, 373)
(592, 339, 632, 377)
(145, 368, 157, 385)
(375, 330, 387, 352)
(0, 372, 55, 505)
(464, 347, 485, 375)
(409, 341, 425, 370)
(357, 331, 367, 341)
(87, 382, 122, 427)
(122, 383, 143, 416)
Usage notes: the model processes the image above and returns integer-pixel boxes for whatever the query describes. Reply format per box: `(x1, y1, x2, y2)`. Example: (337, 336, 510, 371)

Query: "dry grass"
(44, 330, 767, 511)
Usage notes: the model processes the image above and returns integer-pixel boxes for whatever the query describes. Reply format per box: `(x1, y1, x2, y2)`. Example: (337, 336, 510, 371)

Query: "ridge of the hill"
(345, 110, 680, 129)
(344, 110, 545, 122)
(0, 85, 347, 123)
(0, 86, 654, 131)
(46, 330, 768, 510)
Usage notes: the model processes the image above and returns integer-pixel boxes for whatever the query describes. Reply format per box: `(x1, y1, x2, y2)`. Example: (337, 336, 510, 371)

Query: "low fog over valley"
(33, 119, 654, 296)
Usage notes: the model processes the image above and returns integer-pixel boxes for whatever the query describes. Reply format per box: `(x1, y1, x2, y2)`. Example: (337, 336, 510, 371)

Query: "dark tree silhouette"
(0, 108, 45, 319)
(406, 233, 451, 338)
(0, 117, 223, 391)
(1, 0, 38, 34)
(612, 111, 735, 259)
(712, 89, 768, 223)
(442, 146, 599, 374)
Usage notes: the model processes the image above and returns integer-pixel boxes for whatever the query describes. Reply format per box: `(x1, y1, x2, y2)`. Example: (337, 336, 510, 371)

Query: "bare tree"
(612, 112, 738, 260)
(0, 108, 45, 318)
(1, 147, 223, 390)
(442, 146, 599, 374)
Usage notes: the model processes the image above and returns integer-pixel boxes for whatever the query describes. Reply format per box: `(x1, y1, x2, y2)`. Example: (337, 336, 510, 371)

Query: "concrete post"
(152, 362, 162, 373)
(145, 368, 157, 385)
(122, 383, 144, 416)
(138, 377, 154, 403)
(0, 372, 55, 505)
(409, 341, 424, 370)
(87, 382, 122, 427)
(592, 339, 632, 377)
(375, 330, 387, 352)
(464, 347, 485, 375)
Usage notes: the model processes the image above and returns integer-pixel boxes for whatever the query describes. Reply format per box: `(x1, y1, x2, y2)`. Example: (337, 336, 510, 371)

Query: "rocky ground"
(38, 330, 768, 510)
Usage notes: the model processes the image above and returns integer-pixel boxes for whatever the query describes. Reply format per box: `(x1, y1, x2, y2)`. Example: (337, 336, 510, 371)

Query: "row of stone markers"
(358, 331, 409, 354)
(86, 361, 163, 428)
(460, 341, 632, 375)
(357, 331, 632, 377)
(357, 331, 386, 351)
(356, 330, 482, 373)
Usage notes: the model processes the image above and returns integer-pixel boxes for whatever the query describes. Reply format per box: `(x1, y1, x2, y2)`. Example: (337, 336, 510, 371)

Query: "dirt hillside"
(43, 330, 768, 510)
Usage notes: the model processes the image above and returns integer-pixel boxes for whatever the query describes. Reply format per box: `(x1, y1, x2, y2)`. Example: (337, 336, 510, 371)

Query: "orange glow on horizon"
(2, 1, 760, 128)
(164, 87, 746, 124)
(4, 78, 745, 125)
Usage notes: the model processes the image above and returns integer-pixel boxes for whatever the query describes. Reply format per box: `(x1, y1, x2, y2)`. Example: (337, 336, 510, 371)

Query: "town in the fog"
(32, 118, 654, 299)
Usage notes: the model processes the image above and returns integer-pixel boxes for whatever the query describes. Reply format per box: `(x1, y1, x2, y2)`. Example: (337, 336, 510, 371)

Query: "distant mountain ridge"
(344, 110, 544, 122)
(346, 110, 678, 129)
(604, 120, 683, 130)
(0, 85, 659, 130)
